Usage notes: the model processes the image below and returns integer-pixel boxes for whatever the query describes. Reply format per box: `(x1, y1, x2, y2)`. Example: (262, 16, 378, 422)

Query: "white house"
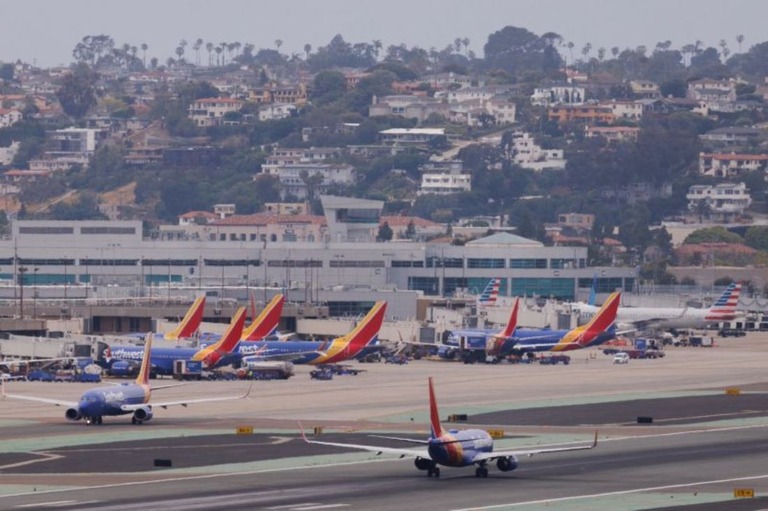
(687, 182, 752, 221)
(699, 152, 768, 177)
(531, 84, 586, 106)
(188, 97, 244, 127)
(0, 109, 22, 128)
(507, 132, 566, 171)
(260, 162, 356, 200)
(418, 160, 471, 195)
(258, 102, 296, 121)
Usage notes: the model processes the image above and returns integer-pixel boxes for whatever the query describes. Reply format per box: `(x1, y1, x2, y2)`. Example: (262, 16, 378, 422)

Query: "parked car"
(613, 352, 630, 364)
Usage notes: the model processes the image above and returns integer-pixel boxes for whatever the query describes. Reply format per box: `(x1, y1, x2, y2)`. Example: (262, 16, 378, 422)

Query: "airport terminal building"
(0, 197, 636, 316)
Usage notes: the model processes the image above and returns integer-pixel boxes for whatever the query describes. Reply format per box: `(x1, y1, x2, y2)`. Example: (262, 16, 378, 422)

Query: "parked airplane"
(160, 295, 206, 341)
(300, 377, 597, 477)
(104, 307, 248, 376)
(438, 298, 520, 362)
(497, 291, 622, 355)
(215, 301, 388, 365)
(240, 293, 285, 341)
(476, 277, 501, 307)
(571, 283, 743, 331)
(1, 333, 250, 425)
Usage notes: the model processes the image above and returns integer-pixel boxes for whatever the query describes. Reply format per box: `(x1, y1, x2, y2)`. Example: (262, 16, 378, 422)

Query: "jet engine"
(65, 408, 82, 421)
(132, 406, 154, 423)
(414, 457, 433, 471)
(496, 455, 519, 472)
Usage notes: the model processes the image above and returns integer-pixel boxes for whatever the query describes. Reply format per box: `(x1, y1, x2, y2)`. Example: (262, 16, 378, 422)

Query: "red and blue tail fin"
(477, 278, 501, 307)
(164, 295, 206, 340)
(583, 291, 621, 334)
(487, 298, 519, 357)
(192, 307, 246, 366)
(313, 301, 387, 364)
(135, 333, 153, 386)
(241, 294, 284, 341)
(428, 377, 445, 439)
(706, 282, 742, 321)
(499, 297, 519, 338)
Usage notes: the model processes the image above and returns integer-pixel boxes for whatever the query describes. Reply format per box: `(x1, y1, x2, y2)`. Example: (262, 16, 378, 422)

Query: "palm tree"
(611, 46, 619, 59)
(275, 39, 283, 52)
(581, 42, 592, 62)
(719, 39, 730, 61)
(736, 34, 745, 53)
(372, 40, 382, 61)
(303, 43, 312, 60)
(462, 37, 470, 57)
(566, 41, 575, 64)
(193, 38, 203, 66)
(205, 42, 214, 66)
(175, 45, 184, 63)
(215, 45, 223, 66)
(454, 38, 462, 54)
(597, 47, 606, 61)
(141, 43, 148, 67)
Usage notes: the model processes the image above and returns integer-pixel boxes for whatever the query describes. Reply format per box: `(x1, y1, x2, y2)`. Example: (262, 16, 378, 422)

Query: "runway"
(0, 334, 767, 510)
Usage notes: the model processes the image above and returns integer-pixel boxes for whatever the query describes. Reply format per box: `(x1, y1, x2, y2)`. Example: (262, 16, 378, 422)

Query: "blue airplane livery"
(203, 301, 387, 366)
(105, 306, 249, 376)
(439, 298, 520, 362)
(2, 333, 250, 425)
(498, 291, 622, 355)
(301, 377, 597, 477)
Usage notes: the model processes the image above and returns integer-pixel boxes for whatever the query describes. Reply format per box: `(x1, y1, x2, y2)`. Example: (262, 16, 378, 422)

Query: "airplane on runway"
(300, 377, 597, 478)
(571, 283, 743, 331)
(232, 301, 387, 365)
(1, 333, 250, 426)
(104, 307, 248, 376)
(496, 291, 622, 355)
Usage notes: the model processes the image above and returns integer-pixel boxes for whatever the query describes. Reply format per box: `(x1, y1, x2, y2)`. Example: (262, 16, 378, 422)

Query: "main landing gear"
(475, 466, 489, 478)
(427, 466, 440, 478)
(85, 416, 103, 425)
(131, 417, 144, 425)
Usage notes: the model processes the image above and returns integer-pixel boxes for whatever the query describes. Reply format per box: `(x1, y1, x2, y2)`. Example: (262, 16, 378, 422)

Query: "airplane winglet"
(591, 430, 598, 449)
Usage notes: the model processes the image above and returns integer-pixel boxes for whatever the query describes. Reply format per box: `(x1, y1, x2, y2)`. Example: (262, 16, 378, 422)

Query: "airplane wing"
(299, 422, 429, 458)
(247, 350, 321, 362)
(472, 431, 598, 463)
(1, 382, 78, 408)
(123, 383, 252, 411)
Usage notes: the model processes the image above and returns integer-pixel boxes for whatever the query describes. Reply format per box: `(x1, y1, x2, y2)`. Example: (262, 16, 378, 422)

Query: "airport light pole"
(17, 266, 27, 319)
(33, 267, 38, 319)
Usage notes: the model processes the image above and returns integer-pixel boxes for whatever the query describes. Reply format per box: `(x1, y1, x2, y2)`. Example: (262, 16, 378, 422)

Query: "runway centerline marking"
(293, 505, 349, 511)
(451, 473, 768, 510)
(265, 504, 320, 510)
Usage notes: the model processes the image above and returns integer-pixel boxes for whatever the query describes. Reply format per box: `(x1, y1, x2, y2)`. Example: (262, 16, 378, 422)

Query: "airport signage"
(733, 488, 754, 498)
(236, 426, 254, 435)
(725, 387, 741, 395)
(486, 429, 505, 439)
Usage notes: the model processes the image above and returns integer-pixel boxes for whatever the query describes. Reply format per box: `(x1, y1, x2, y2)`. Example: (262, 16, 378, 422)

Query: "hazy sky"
(2, 0, 766, 68)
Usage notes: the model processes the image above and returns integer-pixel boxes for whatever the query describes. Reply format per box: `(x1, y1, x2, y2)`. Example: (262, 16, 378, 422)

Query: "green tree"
(405, 220, 416, 240)
(377, 221, 393, 241)
(744, 226, 768, 251)
(683, 226, 743, 244)
(55, 63, 99, 119)
(312, 70, 347, 106)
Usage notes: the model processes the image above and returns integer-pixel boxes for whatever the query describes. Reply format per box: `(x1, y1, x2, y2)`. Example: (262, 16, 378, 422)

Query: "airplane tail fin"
(241, 294, 285, 341)
(706, 282, 742, 320)
(428, 377, 445, 438)
(135, 333, 154, 386)
(587, 273, 598, 306)
(583, 291, 621, 335)
(164, 295, 206, 341)
(477, 278, 501, 307)
(499, 297, 519, 338)
(486, 297, 519, 357)
(192, 307, 247, 365)
(315, 301, 387, 364)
